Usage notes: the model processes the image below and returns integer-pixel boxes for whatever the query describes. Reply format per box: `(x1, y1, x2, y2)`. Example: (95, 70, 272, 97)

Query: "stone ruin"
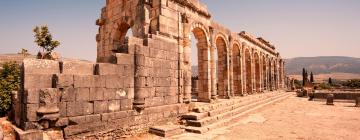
(10, 0, 286, 139)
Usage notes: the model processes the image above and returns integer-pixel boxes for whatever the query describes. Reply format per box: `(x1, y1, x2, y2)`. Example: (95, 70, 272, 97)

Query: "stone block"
(94, 75, 106, 88)
(60, 88, 76, 102)
(26, 104, 39, 122)
(37, 88, 60, 115)
(23, 58, 60, 74)
(115, 53, 134, 65)
(108, 100, 121, 112)
(101, 112, 114, 121)
(69, 116, 86, 125)
(94, 101, 108, 114)
(74, 75, 93, 88)
(59, 102, 67, 117)
(83, 102, 94, 115)
(24, 74, 53, 89)
(89, 88, 104, 101)
(55, 118, 69, 127)
(123, 65, 135, 77)
(164, 96, 178, 105)
(25, 89, 40, 104)
(66, 102, 82, 117)
(121, 99, 132, 111)
(103, 88, 116, 100)
(105, 75, 124, 88)
(86, 114, 101, 122)
(54, 74, 74, 88)
(95, 63, 124, 75)
(149, 125, 184, 138)
(75, 88, 90, 101)
(114, 111, 128, 119)
(61, 60, 94, 75)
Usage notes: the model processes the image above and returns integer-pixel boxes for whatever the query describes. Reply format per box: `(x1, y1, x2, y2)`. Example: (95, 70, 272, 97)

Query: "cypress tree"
(310, 72, 314, 83)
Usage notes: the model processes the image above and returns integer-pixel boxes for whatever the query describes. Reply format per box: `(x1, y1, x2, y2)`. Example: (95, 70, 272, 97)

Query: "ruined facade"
(12, 0, 285, 139)
(96, 0, 285, 104)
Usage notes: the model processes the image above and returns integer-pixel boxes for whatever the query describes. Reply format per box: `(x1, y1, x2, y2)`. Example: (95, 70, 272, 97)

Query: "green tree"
(302, 68, 306, 86)
(310, 72, 314, 83)
(33, 25, 60, 54)
(0, 62, 20, 116)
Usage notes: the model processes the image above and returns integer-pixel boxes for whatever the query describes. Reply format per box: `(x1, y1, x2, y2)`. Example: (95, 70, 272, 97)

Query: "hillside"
(285, 56, 360, 75)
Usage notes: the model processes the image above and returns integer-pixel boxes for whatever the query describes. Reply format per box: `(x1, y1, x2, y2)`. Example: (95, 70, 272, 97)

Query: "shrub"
(0, 62, 20, 116)
(318, 83, 331, 90)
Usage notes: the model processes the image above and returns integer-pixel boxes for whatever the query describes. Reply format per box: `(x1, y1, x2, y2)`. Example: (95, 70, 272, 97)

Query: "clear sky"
(1, 0, 359, 61)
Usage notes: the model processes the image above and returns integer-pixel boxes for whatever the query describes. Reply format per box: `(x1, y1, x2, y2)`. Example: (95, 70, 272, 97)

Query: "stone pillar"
(210, 47, 217, 100)
(326, 94, 334, 105)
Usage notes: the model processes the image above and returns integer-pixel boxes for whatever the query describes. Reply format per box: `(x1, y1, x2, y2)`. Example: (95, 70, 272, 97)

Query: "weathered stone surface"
(54, 74, 74, 88)
(75, 88, 90, 101)
(37, 88, 60, 115)
(89, 88, 105, 101)
(24, 74, 53, 89)
(94, 101, 108, 114)
(61, 60, 94, 75)
(60, 88, 76, 102)
(96, 63, 124, 75)
(149, 125, 184, 137)
(25, 89, 40, 104)
(23, 58, 60, 74)
(115, 53, 134, 65)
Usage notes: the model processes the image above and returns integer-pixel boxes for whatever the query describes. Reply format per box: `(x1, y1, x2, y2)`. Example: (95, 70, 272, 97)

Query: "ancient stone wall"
(14, 56, 187, 138)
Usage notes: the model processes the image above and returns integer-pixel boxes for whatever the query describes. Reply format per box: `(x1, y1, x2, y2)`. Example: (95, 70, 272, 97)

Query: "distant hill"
(0, 54, 35, 67)
(285, 56, 360, 75)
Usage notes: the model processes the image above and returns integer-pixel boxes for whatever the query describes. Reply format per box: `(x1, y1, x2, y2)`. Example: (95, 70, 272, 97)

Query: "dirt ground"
(150, 92, 360, 140)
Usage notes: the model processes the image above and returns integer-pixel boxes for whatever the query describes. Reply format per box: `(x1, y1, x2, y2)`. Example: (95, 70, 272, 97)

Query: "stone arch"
(232, 41, 242, 95)
(215, 34, 230, 98)
(244, 47, 252, 94)
(183, 23, 212, 102)
(112, 22, 134, 53)
(254, 52, 261, 92)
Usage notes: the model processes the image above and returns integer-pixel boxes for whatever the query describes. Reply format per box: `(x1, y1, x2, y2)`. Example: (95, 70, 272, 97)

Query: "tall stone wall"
(14, 47, 188, 138)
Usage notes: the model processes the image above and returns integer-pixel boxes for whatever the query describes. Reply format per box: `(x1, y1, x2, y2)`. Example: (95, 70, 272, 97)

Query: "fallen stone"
(149, 125, 184, 137)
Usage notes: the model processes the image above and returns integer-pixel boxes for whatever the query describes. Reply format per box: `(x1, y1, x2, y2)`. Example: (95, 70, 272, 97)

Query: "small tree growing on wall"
(33, 25, 60, 59)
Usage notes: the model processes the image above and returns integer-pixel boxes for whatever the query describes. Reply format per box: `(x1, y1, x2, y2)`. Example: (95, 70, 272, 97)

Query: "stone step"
(192, 91, 279, 113)
(149, 125, 184, 137)
(184, 92, 280, 121)
(186, 92, 287, 127)
(184, 92, 291, 134)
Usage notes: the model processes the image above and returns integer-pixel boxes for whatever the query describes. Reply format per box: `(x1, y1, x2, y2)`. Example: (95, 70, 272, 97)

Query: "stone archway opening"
(245, 49, 252, 94)
(254, 53, 261, 92)
(232, 44, 242, 95)
(113, 23, 133, 53)
(216, 37, 228, 98)
(187, 27, 209, 102)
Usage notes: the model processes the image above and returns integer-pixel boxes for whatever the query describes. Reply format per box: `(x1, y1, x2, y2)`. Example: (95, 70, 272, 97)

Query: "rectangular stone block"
(94, 101, 108, 114)
(164, 96, 178, 105)
(60, 88, 76, 102)
(61, 60, 94, 75)
(115, 53, 134, 65)
(69, 116, 86, 125)
(23, 58, 60, 74)
(89, 88, 104, 101)
(120, 99, 132, 111)
(25, 89, 40, 104)
(75, 88, 90, 101)
(26, 104, 39, 122)
(105, 75, 124, 88)
(74, 75, 94, 88)
(54, 74, 74, 88)
(83, 102, 94, 115)
(59, 102, 67, 117)
(66, 102, 82, 117)
(86, 114, 101, 122)
(24, 74, 53, 89)
(95, 63, 124, 76)
(108, 100, 120, 112)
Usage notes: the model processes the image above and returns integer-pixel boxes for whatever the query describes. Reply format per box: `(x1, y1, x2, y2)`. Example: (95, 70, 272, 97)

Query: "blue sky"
(1, 0, 360, 61)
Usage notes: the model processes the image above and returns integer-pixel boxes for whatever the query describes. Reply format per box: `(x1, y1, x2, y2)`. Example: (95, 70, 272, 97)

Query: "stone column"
(210, 47, 217, 100)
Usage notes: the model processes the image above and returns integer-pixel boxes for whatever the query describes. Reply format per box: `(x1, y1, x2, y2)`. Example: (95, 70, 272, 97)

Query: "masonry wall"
(14, 36, 188, 138)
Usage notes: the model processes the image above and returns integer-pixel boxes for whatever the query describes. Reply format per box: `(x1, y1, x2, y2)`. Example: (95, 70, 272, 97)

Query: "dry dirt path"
(129, 93, 360, 140)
